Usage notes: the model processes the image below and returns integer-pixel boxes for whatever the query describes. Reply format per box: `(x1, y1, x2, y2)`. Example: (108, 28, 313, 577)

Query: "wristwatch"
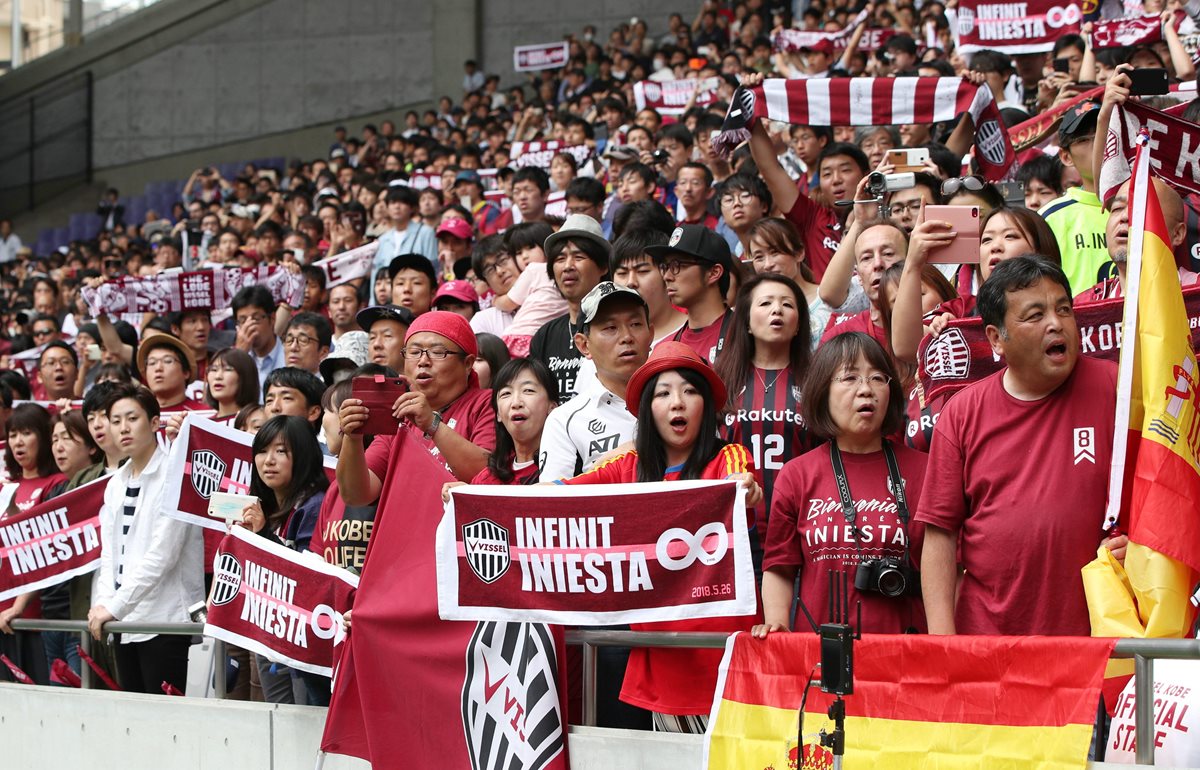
(424, 410, 443, 439)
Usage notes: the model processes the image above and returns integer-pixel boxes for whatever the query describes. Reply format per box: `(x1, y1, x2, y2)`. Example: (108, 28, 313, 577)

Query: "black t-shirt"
(530, 313, 582, 401)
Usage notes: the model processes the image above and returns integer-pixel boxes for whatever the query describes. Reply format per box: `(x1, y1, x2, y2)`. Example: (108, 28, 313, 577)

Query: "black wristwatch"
(424, 410, 442, 439)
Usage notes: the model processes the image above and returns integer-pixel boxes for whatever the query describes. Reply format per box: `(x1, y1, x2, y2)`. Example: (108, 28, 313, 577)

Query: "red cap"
(433, 280, 479, 306)
(801, 38, 834, 55)
(623, 341, 727, 417)
(436, 217, 474, 241)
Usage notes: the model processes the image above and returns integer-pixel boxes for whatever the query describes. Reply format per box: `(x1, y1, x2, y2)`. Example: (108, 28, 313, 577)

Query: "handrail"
(10, 619, 1198, 765)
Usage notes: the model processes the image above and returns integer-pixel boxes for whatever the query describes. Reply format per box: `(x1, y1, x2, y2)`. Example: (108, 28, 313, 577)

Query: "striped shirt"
(115, 478, 141, 589)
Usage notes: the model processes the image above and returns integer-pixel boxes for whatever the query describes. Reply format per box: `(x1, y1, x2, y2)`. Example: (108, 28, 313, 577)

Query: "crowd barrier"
(9, 619, 1200, 767)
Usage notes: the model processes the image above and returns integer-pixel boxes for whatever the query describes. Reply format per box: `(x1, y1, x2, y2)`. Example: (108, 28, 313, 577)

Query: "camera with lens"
(853, 556, 916, 597)
(866, 171, 915, 197)
(651, 149, 670, 165)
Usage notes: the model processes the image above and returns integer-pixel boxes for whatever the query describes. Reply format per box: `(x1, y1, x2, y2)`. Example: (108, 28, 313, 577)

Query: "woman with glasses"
(754, 332, 927, 639)
(560, 342, 762, 732)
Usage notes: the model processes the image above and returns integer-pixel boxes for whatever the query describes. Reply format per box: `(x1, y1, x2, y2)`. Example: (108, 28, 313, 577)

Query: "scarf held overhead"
(714, 77, 1015, 180)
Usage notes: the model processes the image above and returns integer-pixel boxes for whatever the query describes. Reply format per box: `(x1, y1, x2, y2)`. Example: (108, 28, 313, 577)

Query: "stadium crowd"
(0, 0, 1197, 747)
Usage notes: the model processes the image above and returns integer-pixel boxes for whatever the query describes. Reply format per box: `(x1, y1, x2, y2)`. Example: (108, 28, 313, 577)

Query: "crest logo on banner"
(461, 622, 565, 770)
(191, 449, 226, 499)
(977, 119, 1009, 166)
(925, 328, 972, 379)
(957, 6, 976, 34)
(643, 82, 661, 101)
(211, 552, 243, 606)
(463, 519, 511, 584)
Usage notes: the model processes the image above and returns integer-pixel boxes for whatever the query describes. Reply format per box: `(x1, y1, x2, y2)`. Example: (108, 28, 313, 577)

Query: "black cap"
(1058, 100, 1101, 146)
(645, 224, 734, 272)
(355, 304, 415, 332)
(388, 253, 438, 286)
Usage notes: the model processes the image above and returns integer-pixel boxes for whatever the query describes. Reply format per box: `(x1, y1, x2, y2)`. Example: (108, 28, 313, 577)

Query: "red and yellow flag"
(704, 633, 1116, 770)
(1084, 133, 1200, 652)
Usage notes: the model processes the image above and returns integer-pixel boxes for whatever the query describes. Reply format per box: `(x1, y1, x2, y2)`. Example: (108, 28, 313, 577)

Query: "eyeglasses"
(940, 176, 985, 197)
(720, 191, 757, 207)
(834, 373, 892, 388)
(401, 345, 465, 361)
(40, 356, 73, 370)
(236, 313, 269, 327)
(284, 333, 318, 347)
(32, 328, 55, 339)
(145, 355, 180, 368)
(658, 258, 704, 276)
(888, 201, 924, 216)
(481, 254, 515, 278)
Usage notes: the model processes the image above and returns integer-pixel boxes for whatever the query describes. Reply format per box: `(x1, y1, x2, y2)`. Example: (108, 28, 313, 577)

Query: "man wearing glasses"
(337, 311, 496, 506)
(232, 285, 285, 392)
(647, 224, 735, 364)
(35, 341, 78, 401)
(468, 235, 518, 337)
(136, 334, 205, 412)
(282, 312, 332, 376)
(29, 314, 61, 346)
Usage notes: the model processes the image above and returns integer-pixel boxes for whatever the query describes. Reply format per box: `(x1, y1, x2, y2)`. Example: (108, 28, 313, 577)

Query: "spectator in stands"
(137, 334, 205, 412)
(299, 265, 328, 313)
(389, 253, 437, 318)
(612, 229, 687, 344)
(431, 280, 479, 321)
(541, 282, 651, 481)
(456, 170, 502, 235)
(917, 256, 1126, 636)
(0, 219, 22, 264)
(818, 214, 908, 350)
(37, 342, 78, 402)
(372, 185, 437, 299)
(530, 215, 611, 400)
(328, 283, 363, 345)
(97, 188, 125, 230)
(263, 367, 325, 435)
(202, 348, 259, 424)
(755, 331, 925, 637)
(30, 277, 61, 318)
(648, 224, 734, 363)
(82, 381, 128, 474)
(715, 173, 770, 257)
(1016, 154, 1064, 212)
(496, 167, 551, 230)
(471, 333, 510, 390)
(676, 162, 717, 231)
(169, 308, 213, 386)
(89, 384, 203, 694)
(359, 305, 413, 372)
(338, 311, 496, 495)
(435, 218, 474, 282)
(232, 285, 284, 392)
(30, 313, 61, 345)
(491, 221, 567, 356)
(283, 312, 332, 375)
(560, 342, 761, 731)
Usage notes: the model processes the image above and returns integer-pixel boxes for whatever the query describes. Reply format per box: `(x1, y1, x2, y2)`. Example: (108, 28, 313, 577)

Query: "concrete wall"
(480, 0, 670, 84)
(91, 0, 437, 168)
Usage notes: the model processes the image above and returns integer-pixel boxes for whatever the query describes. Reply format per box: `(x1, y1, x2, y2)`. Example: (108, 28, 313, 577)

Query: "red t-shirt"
(819, 309, 888, 350)
(1073, 277, 1123, 307)
(562, 443, 761, 715)
(915, 355, 1117, 635)
(309, 479, 377, 572)
(470, 460, 540, 485)
(365, 386, 497, 492)
(783, 193, 842, 282)
(934, 294, 977, 319)
(160, 396, 210, 413)
(764, 442, 927, 634)
(672, 309, 731, 364)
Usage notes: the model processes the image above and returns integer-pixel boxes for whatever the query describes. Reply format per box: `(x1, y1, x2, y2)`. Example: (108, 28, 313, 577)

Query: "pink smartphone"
(924, 205, 981, 264)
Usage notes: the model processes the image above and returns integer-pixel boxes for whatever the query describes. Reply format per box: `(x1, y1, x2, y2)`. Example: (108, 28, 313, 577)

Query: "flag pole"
(1103, 130, 1151, 531)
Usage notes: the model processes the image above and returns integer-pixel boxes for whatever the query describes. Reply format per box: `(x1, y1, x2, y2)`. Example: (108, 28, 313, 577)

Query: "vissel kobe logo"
(210, 552, 242, 606)
(976, 119, 1008, 167)
(462, 621, 565, 770)
(190, 449, 226, 499)
(924, 328, 972, 380)
(463, 519, 511, 584)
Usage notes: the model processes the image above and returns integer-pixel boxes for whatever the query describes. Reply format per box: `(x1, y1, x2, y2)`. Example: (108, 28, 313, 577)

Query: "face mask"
(653, 58, 666, 71)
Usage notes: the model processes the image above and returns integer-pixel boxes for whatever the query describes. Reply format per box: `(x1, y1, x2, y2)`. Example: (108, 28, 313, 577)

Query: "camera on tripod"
(853, 556, 916, 598)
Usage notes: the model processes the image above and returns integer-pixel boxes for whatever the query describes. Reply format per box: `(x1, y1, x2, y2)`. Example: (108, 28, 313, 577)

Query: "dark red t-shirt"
(915, 355, 1117, 635)
(672, 309, 731, 364)
(563, 444, 762, 715)
(783, 193, 842, 282)
(470, 460, 540, 485)
(819, 309, 888, 350)
(765, 442, 927, 634)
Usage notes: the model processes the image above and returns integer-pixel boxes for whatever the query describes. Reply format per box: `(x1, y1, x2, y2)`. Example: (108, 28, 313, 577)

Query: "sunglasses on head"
(940, 176, 985, 197)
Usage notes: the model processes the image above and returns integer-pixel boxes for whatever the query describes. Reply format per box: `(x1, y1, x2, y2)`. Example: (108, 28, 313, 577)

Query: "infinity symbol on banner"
(655, 522, 730, 571)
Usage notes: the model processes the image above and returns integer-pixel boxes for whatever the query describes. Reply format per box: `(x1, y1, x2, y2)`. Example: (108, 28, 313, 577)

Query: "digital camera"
(853, 557, 916, 598)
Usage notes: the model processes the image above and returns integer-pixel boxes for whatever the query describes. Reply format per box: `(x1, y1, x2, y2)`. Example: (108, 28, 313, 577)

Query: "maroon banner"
(633, 78, 721, 117)
(513, 42, 569, 72)
(1107, 100, 1200, 200)
(0, 478, 107, 602)
(80, 265, 304, 317)
(162, 415, 335, 531)
(204, 525, 357, 677)
(322, 429, 569, 770)
(772, 9, 871, 52)
(510, 141, 591, 170)
(917, 286, 1200, 401)
(1090, 14, 1163, 49)
(436, 480, 755, 624)
(956, 0, 1082, 53)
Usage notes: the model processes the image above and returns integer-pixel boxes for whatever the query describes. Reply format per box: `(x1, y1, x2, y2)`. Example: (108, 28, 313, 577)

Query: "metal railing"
(8, 620, 1199, 766)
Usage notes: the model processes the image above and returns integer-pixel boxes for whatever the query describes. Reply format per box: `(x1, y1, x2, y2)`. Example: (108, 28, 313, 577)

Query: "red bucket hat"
(623, 341, 727, 417)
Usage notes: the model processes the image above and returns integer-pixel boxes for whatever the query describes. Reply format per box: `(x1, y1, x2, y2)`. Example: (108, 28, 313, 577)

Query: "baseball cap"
(543, 213, 612, 260)
(436, 218, 474, 242)
(454, 170, 483, 187)
(319, 331, 369, 385)
(579, 281, 647, 327)
(603, 145, 639, 161)
(388, 253, 438, 286)
(646, 224, 735, 272)
(800, 38, 834, 56)
(1058, 100, 1101, 146)
(432, 280, 479, 308)
(355, 304, 415, 332)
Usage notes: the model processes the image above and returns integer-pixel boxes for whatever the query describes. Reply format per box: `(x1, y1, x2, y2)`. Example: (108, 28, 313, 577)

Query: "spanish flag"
(1083, 132, 1200, 656)
(704, 633, 1116, 770)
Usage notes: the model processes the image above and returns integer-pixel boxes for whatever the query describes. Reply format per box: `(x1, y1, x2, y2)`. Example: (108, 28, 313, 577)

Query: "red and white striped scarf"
(714, 77, 1016, 181)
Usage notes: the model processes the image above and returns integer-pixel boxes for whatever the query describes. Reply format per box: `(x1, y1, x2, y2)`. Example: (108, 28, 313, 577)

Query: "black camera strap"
(828, 440, 910, 562)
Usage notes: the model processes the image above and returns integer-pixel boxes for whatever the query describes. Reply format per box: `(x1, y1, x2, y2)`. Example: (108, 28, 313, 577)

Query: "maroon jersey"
(672, 309, 732, 364)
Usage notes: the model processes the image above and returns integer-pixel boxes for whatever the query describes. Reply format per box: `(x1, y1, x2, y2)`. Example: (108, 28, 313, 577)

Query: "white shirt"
(540, 379, 637, 482)
(0, 233, 21, 263)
